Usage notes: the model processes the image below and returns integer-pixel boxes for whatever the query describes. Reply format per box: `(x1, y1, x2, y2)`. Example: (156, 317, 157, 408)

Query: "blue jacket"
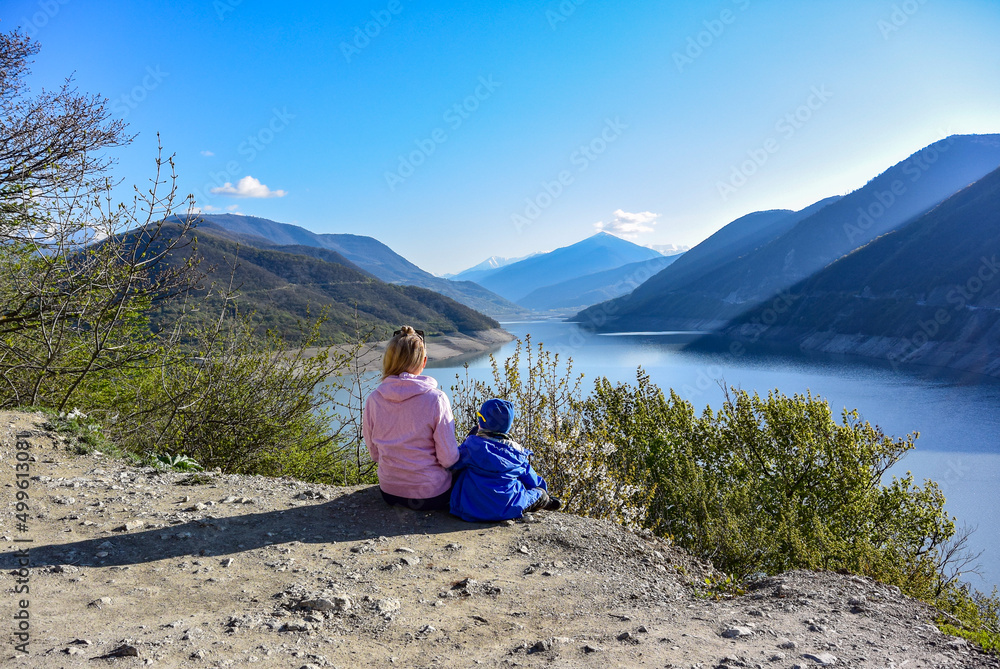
(449, 432, 547, 522)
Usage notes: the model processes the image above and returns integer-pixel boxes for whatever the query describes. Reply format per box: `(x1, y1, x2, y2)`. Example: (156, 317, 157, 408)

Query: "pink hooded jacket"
(362, 372, 460, 499)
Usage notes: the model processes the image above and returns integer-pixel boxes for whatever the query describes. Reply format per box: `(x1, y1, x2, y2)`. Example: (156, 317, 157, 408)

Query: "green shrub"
(450, 342, 999, 654)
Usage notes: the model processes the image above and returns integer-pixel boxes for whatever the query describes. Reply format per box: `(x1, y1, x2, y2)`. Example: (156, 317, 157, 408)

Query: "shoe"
(525, 489, 550, 513)
(544, 496, 562, 511)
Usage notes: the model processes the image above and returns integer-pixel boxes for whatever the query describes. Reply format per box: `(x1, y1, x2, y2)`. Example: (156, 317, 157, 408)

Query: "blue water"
(424, 320, 1000, 590)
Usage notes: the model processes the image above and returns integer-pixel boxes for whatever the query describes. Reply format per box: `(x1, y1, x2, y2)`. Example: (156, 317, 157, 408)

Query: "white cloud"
(200, 150, 215, 157)
(225, 204, 239, 212)
(210, 175, 287, 198)
(594, 209, 660, 239)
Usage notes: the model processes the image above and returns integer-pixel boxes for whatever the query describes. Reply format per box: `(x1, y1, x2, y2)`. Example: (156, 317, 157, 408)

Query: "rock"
(375, 598, 400, 615)
(802, 652, 838, 665)
(297, 598, 337, 612)
(70, 639, 92, 645)
(221, 558, 234, 568)
(400, 555, 420, 566)
(775, 584, 795, 598)
(331, 595, 352, 612)
(770, 652, 786, 661)
(529, 639, 552, 653)
(88, 597, 112, 608)
(778, 638, 797, 649)
(103, 644, 139, 658)
(395, 547, 415, 553)
(582, 644, 603, 653)
(184, 503, 207, 512)
(444, 543, 462, 550)
(113, 521, 144, 532)
(63, 647, 86, 655)
(722, 626, 754, 638)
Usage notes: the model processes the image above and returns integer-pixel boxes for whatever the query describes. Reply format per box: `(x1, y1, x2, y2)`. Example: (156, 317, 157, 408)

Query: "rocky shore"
(1, 410, 996, 668)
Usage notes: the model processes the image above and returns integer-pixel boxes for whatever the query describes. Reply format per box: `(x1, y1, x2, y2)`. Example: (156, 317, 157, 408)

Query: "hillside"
(477, 232, 663, 304)
(150, 226, 501, 342)
(1, 411, 995, 668)
(576, 134, 1000, 331)
(186, 215, 526, 318)
(718, 165, 1000, 376)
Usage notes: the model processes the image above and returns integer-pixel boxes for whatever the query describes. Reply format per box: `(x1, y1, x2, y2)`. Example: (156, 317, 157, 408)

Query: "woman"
(362, 326, 460, 510)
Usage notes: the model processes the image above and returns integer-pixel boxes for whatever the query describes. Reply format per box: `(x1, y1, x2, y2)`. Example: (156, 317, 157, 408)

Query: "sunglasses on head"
(394, 329, 425, 342)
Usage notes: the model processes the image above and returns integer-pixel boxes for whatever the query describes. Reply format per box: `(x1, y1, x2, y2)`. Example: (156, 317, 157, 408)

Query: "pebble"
(376, 598, 401, 615)
(722, 626, 753, 638)
(802, 652, 838, 665)
(105, 644, 139, 658)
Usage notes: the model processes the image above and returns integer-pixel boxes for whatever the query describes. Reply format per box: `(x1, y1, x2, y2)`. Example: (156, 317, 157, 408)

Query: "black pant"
(380, 487, 451, 511)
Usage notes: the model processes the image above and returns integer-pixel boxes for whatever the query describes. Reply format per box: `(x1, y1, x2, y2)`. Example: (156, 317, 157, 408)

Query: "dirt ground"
(2, 410, 996, 668)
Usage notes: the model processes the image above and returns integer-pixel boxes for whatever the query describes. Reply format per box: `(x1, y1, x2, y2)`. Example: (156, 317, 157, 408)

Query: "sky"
(5, 0, 1000, 275)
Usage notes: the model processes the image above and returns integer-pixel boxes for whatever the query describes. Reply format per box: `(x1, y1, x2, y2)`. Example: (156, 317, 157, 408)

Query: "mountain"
(149, 226, 500, 342)
(718, 164, 1000, 376)
(646, 243, 690, 255)
(517, 255, 682, 312)
(447, 254, 538, 283)
(476, 232, 664, 303)
(575, 134, 1000, 331)
(183, 214, 526, 318)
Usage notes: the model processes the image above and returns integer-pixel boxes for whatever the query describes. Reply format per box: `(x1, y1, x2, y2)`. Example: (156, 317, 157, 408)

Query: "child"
(449, 398, 562, 522)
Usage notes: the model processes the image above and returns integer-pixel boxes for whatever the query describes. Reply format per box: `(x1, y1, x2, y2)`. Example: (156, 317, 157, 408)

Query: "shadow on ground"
(0, 486, 493, 569)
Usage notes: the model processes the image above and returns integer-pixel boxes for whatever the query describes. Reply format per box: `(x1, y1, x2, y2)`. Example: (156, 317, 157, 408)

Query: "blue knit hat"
(477, 398, 515, 434)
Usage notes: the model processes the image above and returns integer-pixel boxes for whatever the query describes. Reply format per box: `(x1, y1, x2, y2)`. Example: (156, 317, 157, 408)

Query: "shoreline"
(295, 327, 515, 373)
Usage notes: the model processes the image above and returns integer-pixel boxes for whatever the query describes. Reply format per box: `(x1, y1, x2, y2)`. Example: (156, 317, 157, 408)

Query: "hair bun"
(398, 325, 416, 336)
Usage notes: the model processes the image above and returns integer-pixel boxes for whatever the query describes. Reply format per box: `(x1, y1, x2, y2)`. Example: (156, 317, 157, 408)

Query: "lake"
(424, 320, 1000, 590)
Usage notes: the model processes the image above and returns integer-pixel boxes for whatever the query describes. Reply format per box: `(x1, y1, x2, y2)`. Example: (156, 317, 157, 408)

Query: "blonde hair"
(382, 326, 426, 379)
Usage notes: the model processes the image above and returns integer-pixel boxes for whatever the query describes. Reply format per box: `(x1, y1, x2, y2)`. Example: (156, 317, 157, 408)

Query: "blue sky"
(6, 0, 1000, 274)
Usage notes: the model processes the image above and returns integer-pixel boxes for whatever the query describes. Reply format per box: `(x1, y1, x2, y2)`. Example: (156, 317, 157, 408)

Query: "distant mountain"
(184, 214, 526, 318)
(518, 256, 683, 312)
(646, 243, 690, 256)
(150, 226, 500, 342)
(575, 134, 1000, 331)
(447, 254, 538, 283)
(476, 232, 663, 303)
(719, 164, 1000, 376)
